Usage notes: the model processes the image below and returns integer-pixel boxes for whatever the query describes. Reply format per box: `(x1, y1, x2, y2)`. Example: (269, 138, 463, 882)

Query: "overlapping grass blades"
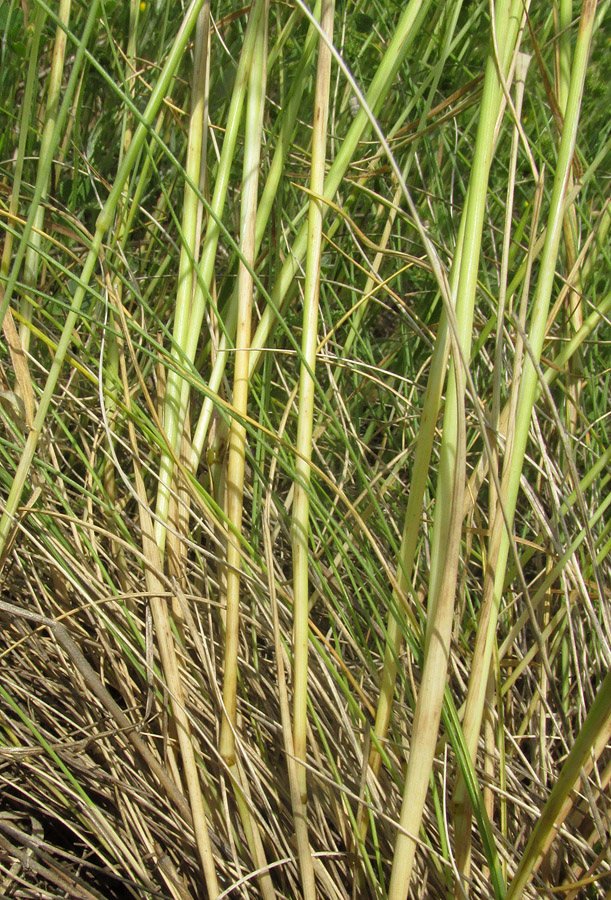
(1, 1, 609, 899)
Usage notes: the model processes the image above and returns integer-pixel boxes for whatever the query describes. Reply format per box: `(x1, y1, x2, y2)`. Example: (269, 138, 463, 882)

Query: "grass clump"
(1, 1, 610, 899)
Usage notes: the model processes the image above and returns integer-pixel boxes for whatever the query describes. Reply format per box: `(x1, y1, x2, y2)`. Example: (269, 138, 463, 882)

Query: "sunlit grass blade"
(386, 2, 525, 895)
(455, 6, 599, 890)
(289, 0, 334, 895)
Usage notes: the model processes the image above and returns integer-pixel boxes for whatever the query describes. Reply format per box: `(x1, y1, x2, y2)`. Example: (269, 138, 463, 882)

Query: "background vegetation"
(1, 1, 610, 898)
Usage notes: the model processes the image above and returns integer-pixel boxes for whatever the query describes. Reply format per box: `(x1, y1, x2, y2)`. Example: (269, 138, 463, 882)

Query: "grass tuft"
(1, 2, 609, 898)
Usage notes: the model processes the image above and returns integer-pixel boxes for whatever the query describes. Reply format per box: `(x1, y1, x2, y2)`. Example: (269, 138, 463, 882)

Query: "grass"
(1, 1, 610, 898)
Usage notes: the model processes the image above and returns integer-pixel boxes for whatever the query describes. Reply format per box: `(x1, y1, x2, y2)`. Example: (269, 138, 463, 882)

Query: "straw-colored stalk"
(219, 0, 268, 764)
(363, 213, 466, 794)
(161, 0, 210, 617)
(153, 0, 210, 553)
(291, 0, 334, 810)
(453, 0, 599, 892)
(215, 8, 277, 899)
(452, 48, 533, 884)
(386, 2, 525, 896)
(347, 22, 477, 829)
(386, 320, 466, 900)
(556, 0, 584, 440)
